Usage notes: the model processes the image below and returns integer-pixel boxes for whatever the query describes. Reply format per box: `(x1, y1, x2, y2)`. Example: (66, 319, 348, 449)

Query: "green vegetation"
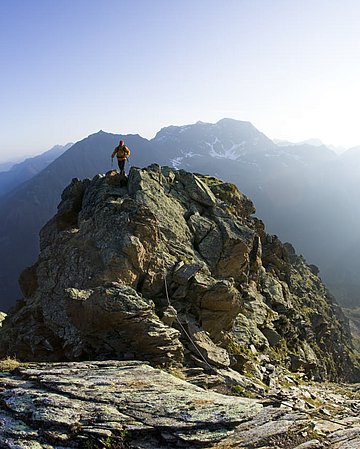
(197, 174, 223, 187)
(83, 433, 128, 449)
(226, 338, 254, 359)
(267, 340, 289, 363)
(231, 384, 258, 398)
(166, 367, 186, 380)
(0, 356, 20, 372)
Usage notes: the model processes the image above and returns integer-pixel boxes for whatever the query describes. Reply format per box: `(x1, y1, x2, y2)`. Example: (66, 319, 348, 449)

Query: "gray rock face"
(0, 361, 359, 449)
(0, 361, 261, 448)
(0, 165, 359, 383)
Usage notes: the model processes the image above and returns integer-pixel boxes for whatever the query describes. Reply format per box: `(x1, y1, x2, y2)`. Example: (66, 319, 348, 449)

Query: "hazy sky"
(1, 0, 360, 160)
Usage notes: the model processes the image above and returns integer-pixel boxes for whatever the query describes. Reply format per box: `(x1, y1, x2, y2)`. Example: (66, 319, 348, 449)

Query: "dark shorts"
(117, 159, 126, 172)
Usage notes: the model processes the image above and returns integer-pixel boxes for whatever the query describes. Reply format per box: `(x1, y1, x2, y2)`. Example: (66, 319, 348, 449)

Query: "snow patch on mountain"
(206, 140, 247, 160)
(170, 150, 202, 168)
(171, 157, 183, 168)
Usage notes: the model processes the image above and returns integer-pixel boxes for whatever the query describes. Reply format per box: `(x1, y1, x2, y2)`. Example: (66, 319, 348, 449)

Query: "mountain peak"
(216, 117, 252, 127)
(1, 165, 358, 382)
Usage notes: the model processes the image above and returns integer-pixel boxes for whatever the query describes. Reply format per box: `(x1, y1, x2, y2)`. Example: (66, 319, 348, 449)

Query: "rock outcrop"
(0, 165, 359, 383)
(0, 361, 360, 449)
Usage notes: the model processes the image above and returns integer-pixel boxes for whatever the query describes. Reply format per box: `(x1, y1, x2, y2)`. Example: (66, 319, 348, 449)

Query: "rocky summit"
(1, 165, 359, 382)
(0, 165, 360, 448)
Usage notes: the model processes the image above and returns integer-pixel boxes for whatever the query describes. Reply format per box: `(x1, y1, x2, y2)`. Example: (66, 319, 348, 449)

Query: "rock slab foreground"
(0, 361, 360, 448)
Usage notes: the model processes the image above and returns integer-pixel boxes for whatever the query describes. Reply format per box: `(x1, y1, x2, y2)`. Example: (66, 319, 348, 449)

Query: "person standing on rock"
(111, 140, 131, 175)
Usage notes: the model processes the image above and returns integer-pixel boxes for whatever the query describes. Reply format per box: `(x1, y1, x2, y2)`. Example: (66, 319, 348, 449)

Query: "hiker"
(111, 140, 131, 175)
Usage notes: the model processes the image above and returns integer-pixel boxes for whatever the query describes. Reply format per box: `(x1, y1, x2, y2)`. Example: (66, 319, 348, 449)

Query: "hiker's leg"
(117, 159, 124, 173)
(119, 160, 125, 175)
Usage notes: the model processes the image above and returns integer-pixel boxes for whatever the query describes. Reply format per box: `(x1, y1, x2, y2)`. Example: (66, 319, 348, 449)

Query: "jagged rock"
(173, 261, 204, 285)
(198, 225, 223, 267)
(177, 170, 217, 206)
(65, 284, 183, 363)
(261, 327, 282, 346)
(159, 305, 178, 326)
(105, 169, 128, 187)
(0, 282, 183, 364)
(187, 212, 214, 245)
(199, 280, 242, 340)
(188, 324, 231, 368)
(197, 176, 256, 218)
(0, 165, 359, 383)
(216, 217, 255, 280)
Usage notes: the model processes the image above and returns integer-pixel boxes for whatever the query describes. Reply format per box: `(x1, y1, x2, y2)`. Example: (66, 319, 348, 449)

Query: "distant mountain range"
(0, 143, 73, 197)
(0, 159, 22, 172)
(1, 119, 360, 310)
(273, 138, 346, 154)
